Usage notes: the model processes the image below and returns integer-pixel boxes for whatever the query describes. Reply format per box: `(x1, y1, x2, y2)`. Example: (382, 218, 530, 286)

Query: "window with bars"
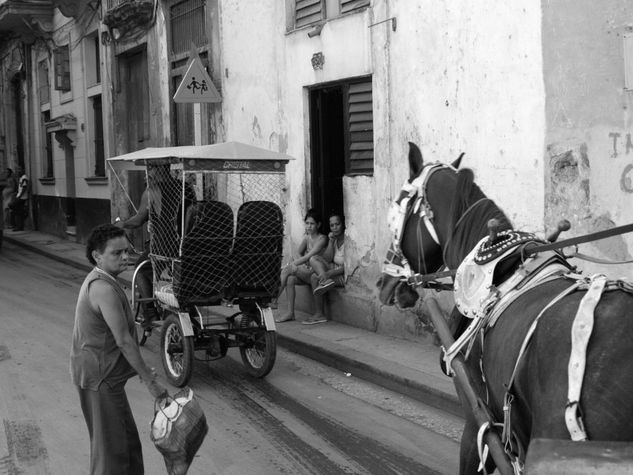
(169, 0, 209, 145)
(345, 79, 373, 175)
(170, 0, 207, 56)
(38, 60, 50, 104)
(54, 46, 71, 91)
(292, 0, 369, 29)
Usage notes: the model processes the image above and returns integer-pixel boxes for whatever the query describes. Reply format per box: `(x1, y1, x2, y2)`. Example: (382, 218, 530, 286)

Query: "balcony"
(0, 0, 54, 40)
(103, 0, 154, 41)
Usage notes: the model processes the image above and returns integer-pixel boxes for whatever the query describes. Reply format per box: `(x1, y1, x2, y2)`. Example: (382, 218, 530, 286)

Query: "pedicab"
(107, 142, 293, 387)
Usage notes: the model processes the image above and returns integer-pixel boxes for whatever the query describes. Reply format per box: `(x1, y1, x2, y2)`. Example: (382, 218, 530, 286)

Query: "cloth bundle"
(151, 387, 208, 475)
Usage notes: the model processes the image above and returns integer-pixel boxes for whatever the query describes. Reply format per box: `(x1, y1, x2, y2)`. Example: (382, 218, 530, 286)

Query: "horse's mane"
(443, 168, 512, 269)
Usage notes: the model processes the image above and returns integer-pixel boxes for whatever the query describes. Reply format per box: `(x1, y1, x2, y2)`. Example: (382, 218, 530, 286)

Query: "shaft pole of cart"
(426, 298, 515, 475)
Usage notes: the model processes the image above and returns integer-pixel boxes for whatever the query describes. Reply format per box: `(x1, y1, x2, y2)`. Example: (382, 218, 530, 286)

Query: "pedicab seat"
(230, 201, 283, 299)
(172, 201, 235, 307)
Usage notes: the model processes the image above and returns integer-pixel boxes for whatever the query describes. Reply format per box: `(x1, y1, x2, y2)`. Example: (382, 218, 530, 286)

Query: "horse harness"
(384, 162, 446, 280)
(449, 234, 633, 473)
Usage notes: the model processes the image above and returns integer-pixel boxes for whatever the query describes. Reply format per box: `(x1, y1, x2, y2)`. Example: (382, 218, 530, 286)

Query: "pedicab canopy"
(106, 141, 294, 172)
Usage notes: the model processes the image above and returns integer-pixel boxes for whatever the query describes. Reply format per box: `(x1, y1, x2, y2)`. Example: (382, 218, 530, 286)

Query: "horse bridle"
(383, 162, 450, 281)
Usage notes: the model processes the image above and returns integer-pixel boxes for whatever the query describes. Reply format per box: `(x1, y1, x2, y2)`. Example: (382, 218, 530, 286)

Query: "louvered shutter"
(295, 0, 324, 28)
(340, 0, 370, 14)
(346, 80, 373, 175)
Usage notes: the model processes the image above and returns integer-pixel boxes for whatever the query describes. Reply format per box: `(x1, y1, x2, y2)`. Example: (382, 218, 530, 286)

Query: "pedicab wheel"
(133, 302, 148, 346)
(160, 313, 194, 387)
(239, 313, 277, 378)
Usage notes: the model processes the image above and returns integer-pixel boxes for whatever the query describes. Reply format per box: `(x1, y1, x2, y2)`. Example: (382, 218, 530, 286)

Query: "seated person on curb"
(116, 165, 194, 335)
(275, 208, 327, 323)
(304, 212, 346, 325)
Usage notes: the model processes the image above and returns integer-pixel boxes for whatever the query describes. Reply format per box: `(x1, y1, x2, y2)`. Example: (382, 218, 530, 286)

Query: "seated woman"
(304, 212, 346, 325)
(275, 209, 327, 323)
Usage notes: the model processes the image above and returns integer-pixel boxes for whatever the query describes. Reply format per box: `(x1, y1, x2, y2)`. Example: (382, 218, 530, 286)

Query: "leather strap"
(565, 274, 607, 441)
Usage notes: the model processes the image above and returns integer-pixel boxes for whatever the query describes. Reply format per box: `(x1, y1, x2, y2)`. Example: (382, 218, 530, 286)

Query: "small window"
(42, 111, 54, 178)
(339, 0, 369, 14)
(92, 95, 105, 176)
(291, 0, 367, 30)
(625, 33, 633, 91)
(38, 60, 50, 104)
(295, 0, 324, 28)
(54, 46, 71, 91)
(345, 79, 373, 175)
(85, 32, 101, 86)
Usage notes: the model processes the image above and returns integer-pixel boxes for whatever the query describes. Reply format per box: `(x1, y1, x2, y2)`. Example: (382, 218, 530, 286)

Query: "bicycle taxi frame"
(107, 142, 293, 387)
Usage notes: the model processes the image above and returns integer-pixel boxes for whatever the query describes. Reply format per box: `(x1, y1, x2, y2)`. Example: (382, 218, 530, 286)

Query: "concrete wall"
(543, 0, 633, 279)
(215, 0, 546, 340)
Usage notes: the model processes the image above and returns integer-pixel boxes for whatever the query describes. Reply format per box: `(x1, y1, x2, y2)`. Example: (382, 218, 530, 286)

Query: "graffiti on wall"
(608, 132, 633, 193)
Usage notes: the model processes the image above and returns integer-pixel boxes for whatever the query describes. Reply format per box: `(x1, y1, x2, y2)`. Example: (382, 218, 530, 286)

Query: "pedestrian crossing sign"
(173, 55, 221, 103)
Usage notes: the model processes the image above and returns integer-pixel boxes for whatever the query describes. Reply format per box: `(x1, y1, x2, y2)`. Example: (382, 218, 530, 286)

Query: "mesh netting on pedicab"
(148, 164, 285, 309)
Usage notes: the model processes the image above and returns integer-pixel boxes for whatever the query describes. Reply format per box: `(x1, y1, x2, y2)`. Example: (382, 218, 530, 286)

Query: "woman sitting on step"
(275, 208, 327, 323)
(304, 212, 346, 325)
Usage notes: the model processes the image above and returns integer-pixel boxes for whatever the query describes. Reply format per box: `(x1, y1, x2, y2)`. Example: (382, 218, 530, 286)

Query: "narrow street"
(0, 241, 462, 475)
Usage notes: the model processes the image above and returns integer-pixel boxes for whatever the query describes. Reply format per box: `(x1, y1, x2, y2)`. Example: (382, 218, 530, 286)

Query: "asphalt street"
(0, 241, 462, 474)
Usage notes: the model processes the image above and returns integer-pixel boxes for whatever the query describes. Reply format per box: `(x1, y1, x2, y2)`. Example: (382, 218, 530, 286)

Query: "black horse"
(378, 142, 633, 474)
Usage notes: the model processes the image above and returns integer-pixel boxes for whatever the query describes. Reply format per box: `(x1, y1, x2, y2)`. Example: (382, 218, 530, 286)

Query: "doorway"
(309, 85, 346, 221)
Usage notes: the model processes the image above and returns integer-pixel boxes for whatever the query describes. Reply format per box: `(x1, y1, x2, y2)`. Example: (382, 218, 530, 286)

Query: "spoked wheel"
(160, 313, 194, 387)
(133, 302, 148, 346)
(239, 313, 277, 378)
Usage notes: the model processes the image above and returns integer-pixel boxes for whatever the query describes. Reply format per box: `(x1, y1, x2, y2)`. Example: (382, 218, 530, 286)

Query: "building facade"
(1, 0, 632, 341)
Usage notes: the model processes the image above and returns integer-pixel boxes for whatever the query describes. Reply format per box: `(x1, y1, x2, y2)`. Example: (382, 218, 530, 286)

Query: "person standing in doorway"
(2, 167, 17, 229)
(11, 166, 28, 231)
(70, 224, 167, 475)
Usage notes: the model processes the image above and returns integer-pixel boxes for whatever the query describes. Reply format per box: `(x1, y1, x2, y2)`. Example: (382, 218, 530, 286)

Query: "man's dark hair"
(86, 224, 126, 265)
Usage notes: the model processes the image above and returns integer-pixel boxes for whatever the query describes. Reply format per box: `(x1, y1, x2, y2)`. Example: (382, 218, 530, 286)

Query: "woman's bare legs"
(276, 275, 297, 322)
(310, 273, 326, 322)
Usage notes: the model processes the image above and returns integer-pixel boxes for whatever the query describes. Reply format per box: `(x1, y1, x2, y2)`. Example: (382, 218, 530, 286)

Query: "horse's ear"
(451, 152, 464, 169)
(408, 142, 424, 180)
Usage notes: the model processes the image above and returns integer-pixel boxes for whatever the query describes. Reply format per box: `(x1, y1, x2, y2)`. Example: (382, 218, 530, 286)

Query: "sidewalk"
(2, 228, 461, 417)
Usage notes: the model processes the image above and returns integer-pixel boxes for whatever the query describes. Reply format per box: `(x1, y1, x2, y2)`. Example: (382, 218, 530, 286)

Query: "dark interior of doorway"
(309, 85, 345, 225)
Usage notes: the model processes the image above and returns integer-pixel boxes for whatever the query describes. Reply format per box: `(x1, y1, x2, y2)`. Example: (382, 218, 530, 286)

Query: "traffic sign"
(173, 55, 221, 103)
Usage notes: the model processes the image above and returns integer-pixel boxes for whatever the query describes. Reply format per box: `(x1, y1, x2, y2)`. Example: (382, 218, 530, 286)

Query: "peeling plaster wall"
(543, 0, 633, 278)
(218, 0, 545, 340)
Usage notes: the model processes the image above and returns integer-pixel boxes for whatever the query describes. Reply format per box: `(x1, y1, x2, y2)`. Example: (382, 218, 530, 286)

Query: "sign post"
(173, 46, 221, 146)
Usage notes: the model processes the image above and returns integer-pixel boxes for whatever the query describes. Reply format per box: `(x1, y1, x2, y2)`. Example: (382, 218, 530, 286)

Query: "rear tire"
(160, 313, 194, 387)
(239, 313, 276, 378)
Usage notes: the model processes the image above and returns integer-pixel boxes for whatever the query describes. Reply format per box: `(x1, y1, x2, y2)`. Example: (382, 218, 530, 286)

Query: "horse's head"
(378, 142, 463, 308)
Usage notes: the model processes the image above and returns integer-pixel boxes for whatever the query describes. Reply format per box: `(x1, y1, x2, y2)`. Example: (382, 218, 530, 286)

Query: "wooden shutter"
(340, 0, 369, 14)
(346, 80, 373, 175)
(295, 0, 324, 28)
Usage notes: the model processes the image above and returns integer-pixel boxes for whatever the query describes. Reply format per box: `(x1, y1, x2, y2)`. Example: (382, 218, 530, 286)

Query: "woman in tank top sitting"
(275, 208, 328, 322)
(303, 212, 346, 325)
